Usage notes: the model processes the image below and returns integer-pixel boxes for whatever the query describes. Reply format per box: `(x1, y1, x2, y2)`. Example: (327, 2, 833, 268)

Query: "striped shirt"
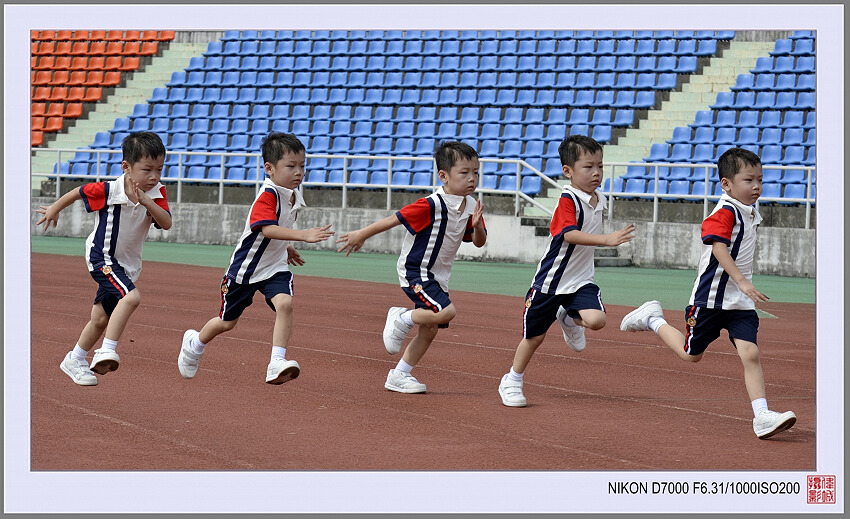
(225, 178, 305, 284)
(80, 174, 170, 282)
(530, 185, 606, 295)
(689, 193, 762, 310)
(395, 186, 483, 291)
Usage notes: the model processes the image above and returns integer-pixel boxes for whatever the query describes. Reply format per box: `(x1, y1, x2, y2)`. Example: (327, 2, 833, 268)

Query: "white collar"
(720, 192, 762, 224)
(435, 186, 473, 216)
(564, 184, 607, 211)
(263, 178, 306, 210)
(110, 174, 163, 207)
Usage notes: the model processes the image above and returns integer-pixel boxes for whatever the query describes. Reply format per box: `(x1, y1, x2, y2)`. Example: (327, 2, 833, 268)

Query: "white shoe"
(557, 307, 586, 352)
(60, 352, 97, 386)
(753, 409, 797, 439)
(383, 307, 413, 355)
(384, 369, 426, 393)
(178, 329, 203, 379)
(498, 374, 527, 407)
(266, 358, 300, 384)
(90, 348, 120, 375)
(620, 300, 664, 332)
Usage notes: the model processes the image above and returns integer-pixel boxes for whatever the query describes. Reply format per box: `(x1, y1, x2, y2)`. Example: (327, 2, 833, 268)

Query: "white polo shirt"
(80, 174, 170, 282)
(530, 185, 606, 295)
(689, 192, 762, 310)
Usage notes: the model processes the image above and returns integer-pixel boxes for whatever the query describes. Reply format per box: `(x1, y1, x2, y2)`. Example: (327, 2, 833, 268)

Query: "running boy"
(337, 141, 486, 393)
(498, 135, 635, 407)
(619, 147, 796, 439)
(36, 131, 172, 386)
(178, 132, 334, 384)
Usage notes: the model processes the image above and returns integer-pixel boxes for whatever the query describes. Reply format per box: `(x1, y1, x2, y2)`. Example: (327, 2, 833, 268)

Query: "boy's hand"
(35, 205, 60, 231)
(605, 223, 636, 246)
(301, 224, 334, 243)
(287, 245, 305, 266)
(738, 279, 769, 303)
(471, 199, 485, 229)
(336, 229, 366, 256)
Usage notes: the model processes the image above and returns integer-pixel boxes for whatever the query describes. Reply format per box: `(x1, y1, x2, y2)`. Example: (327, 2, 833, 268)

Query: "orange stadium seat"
(47, 86, 68, 102)
(53, 56, 72, 69)
(48, 70, 70, 86)
(105, 30, 124, 41)
(32, 102, 46, 116)
(139, 41, 158, 56)
(70, 30, 91, 41)
(31, 116, 45, 131)
(68, 70, 87, 85)
(34, 41, 54, 55)
(118, 56, 140, 71)
(55, 41, 72, 54)
(157, 30, 175, 41)
(31, 56, 40, 69)
(64, 103, 83, 118)
(87, 56, 106, 70)
(121, 41, 141, 55)
(43, 116, 64, 132)
(66, 86, 87, 102)
(82, 87, 102, 102)
(71, 41, 89, 55)
(83, 70, 104, 86)
(30, 30, 41, 39)
(31, 41, 40, 54)
(45, 103, 65, 117)
(140, 30, 159, 41)
(87, 41, 107, 55)
(102, 71, 121, 86)
(69, 56, 89, 70)
(32, 70, 52, 85)
(89, 30, 107, 40)
(123, 30, 141, 40)
(32, 130, 44, 146)
(32, 86, 52, 101)
(55, 30, 73, 40)
(104, 56, 123, 69)
(105, 41, 124, 54)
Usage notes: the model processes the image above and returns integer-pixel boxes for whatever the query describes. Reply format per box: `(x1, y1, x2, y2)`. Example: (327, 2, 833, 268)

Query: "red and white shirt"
(225, 178, 305, 284)
(690, 193, 762, 310)
(530, 185, 606, 295)
(395, 186, 484, 291)
(80, 174, 170, 282)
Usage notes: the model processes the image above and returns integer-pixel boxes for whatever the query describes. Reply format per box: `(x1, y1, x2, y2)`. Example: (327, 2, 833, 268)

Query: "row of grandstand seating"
(647, 142, 815, 165)
(217, 29, 739, 41)
(31, 30, 175, 41)
(620, 164, 814, 183)
(730, 72, 815, 91)
(603, 177, 814, 205)
(184, 54, 702, 74)
(32, 70, 124, 86)
(32, 55, 142, 71)
(201, 37, 721, 58)
(31, 41, 160, 56)
(668, 126, 814, 147)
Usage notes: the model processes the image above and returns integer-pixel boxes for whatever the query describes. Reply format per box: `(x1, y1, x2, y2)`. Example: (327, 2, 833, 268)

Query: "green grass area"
(31, 236, 815, 309)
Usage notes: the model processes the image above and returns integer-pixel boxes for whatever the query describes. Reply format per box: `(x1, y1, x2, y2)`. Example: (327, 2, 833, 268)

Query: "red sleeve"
(79, 182, 107, 212)
(701, 206, 735, 245)
(154, 185, 170, 213)
(549, 194, 578, 236)
(249, 190, 279, 232)
(462, 215, 486, 242)
(396, 197, 434, 234)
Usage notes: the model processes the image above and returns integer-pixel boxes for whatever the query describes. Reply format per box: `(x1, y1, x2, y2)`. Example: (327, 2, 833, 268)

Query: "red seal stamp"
(807, 475, 836, 504)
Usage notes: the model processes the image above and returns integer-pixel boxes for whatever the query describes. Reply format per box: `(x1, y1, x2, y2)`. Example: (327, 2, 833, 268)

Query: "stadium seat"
(780, 183, 807, 205)
(761, 182, 782, 203)
(520, 176, 542, 196)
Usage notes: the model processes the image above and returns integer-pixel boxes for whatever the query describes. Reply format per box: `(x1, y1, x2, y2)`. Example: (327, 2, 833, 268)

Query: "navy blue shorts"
(401, 279, 452, 328)
(522, 283, 605, 339)
(90, 264, 136, 317)
(683, 306, 759, 356)
(219, 271, 294, 322)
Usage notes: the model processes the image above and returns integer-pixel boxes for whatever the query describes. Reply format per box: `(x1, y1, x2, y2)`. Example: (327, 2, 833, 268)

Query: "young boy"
(178, 132, 334, 384)
(620, 147, 796, 439)
(498, 135, 635, 407)
(36, 131, 172, 386)
(337, 141, 486, 393)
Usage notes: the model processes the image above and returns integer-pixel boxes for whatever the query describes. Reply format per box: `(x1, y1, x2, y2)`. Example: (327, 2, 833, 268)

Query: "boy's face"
(265, 151, 306, 189)
(122, 155, 164, 192)
(563, 149, 603, 195)
(721, 162, 763, 206)
(438, 156, 479, 197)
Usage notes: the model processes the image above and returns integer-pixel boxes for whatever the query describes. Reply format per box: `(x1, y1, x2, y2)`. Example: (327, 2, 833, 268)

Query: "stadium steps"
(522, 39, 776, 218)
(31, 41, 209, 190)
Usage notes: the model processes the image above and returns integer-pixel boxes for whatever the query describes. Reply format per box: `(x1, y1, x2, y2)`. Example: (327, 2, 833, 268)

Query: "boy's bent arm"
(563, 223, 635, 247)
(262, 224, 334, 244)
(471, 199, 487, 247)
(337, 214, 401, 256)
(139, 196, 172, 230)
(35, 188, 83, 230)
(711, 241, 768, 302)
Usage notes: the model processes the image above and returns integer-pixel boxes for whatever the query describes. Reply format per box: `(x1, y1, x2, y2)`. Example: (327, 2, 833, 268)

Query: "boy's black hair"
(717, 147, 762, 181)
(434, 140, 479, 172)
(122, 131, 166, 164)
(558, 134, 603, 167)
(261, 132, 306, 164)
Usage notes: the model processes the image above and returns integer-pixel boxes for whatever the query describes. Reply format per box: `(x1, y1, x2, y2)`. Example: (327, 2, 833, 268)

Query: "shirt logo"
(413, 283, 423, 294)
(687, 317, 697, 327)
(525, 296, 533, 308)
(101, 266, 112, 275)
(221, 278, 230, 295)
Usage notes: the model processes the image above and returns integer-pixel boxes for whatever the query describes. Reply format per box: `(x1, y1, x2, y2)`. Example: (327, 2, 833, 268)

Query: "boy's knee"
(435, 305, 457, 324)
(271, 295, 293, 314)
(121, 289, 141, 308)
(683, 353, 703, 363)
(735, 341, 760, 362)
(580, 311, 606, 330)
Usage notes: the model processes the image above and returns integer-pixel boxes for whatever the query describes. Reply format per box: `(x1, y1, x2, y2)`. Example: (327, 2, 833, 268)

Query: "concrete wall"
(31, 198, 815, 277)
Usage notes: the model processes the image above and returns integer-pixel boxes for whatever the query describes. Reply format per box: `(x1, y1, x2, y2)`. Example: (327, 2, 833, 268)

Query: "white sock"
(399, 309, 414, 327)
(190, 334, 207, 354)
(648, 316, 667, 334)
(102, 338, 118, 351)
(72, 344, 88, 361)
(752, 398, 768, 417)
(508, 367, 524, 382)
(271, 346, 286, 361)
(395, 359, 414, 373)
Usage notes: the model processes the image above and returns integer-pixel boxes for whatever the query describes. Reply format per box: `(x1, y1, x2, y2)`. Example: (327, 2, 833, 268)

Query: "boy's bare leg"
(656, 324, 702, 363)
(401, 323, 438, 366)
(198, 316, 239, 344)
(270, 293, 294, 348)
(511, 334, 547, 374)
(575, 308, 606, 330)
(102, 289, 141, 342)
(77, 303, 109, 351)
(733, 338, 766, 400)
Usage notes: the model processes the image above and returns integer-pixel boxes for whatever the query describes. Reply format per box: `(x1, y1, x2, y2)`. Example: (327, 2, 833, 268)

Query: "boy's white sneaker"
(383, 307, 413, 355)
(266, 359, 300, 385)
(178, 329, 203, 379)
(753, 409, 797, 439)
(385, 369, 426, 393)
(620, 300, 664, 332)
(60, 352, 97, 386)
(498, 374, 527, 407)
(90, 348, 120, 375)
(557, 307, 586, 351)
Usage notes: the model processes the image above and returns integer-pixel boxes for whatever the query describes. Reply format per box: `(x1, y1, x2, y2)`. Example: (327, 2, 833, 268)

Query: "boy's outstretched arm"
(563, 223, 635, 247)
(262, 224, 334, 243)
(471, 199, 487, 247)
(35, 188, 83, 231)
(337, 214, 401, 256)
(711, 241, 769, 302)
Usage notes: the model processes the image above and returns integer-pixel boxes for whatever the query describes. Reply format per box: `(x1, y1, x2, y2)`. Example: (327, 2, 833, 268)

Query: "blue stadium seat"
(668, 143, 692, 162)
(761, 182, 782, 204)
(521, 176, 542, 196)
(779, 146, 806, 165)
(690, 144, 715, 163)
(666, 126, 691, 144)
(803, 128, 816, 147)
(498, 175, 519, 191)
(780, 183, 807, 205)
(761, 169, 783, 184)
(624, 178, 647, 198)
